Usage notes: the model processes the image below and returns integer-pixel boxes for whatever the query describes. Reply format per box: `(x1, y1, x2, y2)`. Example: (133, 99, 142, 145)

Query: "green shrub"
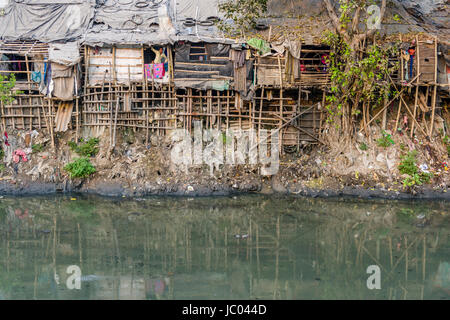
(64, 158, 96, 179)
(32, 143, 44, 153)
(0, 147, 4, 159)
(398, 151, 418, 176)
(402, 174, 422, 188)
(399, 150, 433, 188)
(443, 135, 449, 145)
(0, 163, 4, 172)
(377, 130, 394, 148)
(68, 138, 99, 157)
(443, 135, 450, 157)
(359, 142, 368, 151)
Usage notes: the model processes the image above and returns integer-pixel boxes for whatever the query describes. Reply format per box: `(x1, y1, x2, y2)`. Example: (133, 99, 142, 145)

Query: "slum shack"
(0, 1, 92, 146)
(244, 36, 327, 152)
(170, 0, 252, 134)
(82, 0, 177, 141)
(173, 40, 254, 133)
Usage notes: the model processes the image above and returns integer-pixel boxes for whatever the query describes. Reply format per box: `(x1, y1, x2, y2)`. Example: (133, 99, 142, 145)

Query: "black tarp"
(0, 1, 94, 42)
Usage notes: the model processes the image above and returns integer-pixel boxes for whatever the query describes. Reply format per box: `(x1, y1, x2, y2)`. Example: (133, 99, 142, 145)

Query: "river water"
(0, 194, 448, 300)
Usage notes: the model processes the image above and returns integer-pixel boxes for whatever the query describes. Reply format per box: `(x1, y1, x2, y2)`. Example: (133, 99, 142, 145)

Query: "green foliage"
(68, 138, 99, 157)
(0, 163, 4, 172)
(32, 143, 44, 153)
(64, 157, 96, 179)
(420, 171, 433, 184)
(359, 142, 368, 151)
(398, 150, 418, 176)
(321, 0, 399, 134)
(402, 173, 422, 188)
(323, 32, 399, 125)
(443, 134, 449, 145)
(398, 151, 433, 188)
(217, 0, 268, 34)
(0, 73, 22, 105)
(443, 135, 450, 157)
(376, 130, 394, 148)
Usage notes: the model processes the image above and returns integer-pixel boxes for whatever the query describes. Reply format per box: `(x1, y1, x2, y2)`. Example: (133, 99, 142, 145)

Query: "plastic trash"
(419, 164, 429, 173)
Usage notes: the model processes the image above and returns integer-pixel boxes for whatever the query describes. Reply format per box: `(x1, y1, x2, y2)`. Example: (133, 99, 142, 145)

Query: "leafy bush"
(359, 142, 368, 151)
(402, 174, 422, 188)
(377, 130, 394, 148)
(398, 151, 418, 176)
(443, 135, 450, 157)
(64, 158, 96, 179)
(399, 151, 433, 188)
(217, 0, 268, 34)
(68, 138, 99, 157)
(0, 73, 22, 105)
(32, 143, 44, 153)
(0, 147, 4, 159)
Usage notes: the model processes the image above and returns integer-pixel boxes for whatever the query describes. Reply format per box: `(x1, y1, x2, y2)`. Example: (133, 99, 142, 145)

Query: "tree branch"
(323, 0, 342, 34)
(352, 0, 387, 45)
(352, 7, 361, 34)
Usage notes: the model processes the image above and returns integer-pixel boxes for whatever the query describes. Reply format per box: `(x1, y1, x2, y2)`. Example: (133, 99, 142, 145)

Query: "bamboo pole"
(386, 73, 428, 138)
(25, 54, 32, 130)
(47, 99, 55, 149)
(410, 85, 419, 137)
(428, 36, 438, 137)
(365, 73, 420, 130)
(112, 97, 119, 149)
(142, 46, 149, 145)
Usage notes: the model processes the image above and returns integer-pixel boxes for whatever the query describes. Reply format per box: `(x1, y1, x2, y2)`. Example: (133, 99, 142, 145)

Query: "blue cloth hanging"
(409, 56, 414, 79)
(31, 71, 41, 83)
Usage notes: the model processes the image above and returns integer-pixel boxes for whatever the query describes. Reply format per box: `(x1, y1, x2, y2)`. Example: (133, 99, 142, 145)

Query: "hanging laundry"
(31, 71, 42, 83)
(145, 64, 152, 79)
(4, 132, 9, 146)
(153, 63, 165, 79)
(408, 48, 415, 79)
(402, 50, 410, 81)
(145, 63, 165, 80)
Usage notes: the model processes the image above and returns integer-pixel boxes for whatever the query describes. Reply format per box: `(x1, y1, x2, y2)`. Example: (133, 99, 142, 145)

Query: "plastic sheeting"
(0, 2, 94, 42)
(49, 42, 81, 66)
(84, 0, 175, 46)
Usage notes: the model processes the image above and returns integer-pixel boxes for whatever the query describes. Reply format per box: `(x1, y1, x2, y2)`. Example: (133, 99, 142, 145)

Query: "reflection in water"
(0, 195, 448, 300)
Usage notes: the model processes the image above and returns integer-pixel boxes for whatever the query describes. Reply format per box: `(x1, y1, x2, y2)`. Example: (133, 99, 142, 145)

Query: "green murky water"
(0, 194, 448, 300)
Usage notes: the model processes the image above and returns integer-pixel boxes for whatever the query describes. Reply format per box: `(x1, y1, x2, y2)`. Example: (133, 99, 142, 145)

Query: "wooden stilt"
(410, 85, 419, 137)
(428, 37, 438, 137)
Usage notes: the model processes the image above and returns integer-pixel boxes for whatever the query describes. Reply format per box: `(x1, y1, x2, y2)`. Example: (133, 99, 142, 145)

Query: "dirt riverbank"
(0, 127, 449, 200)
